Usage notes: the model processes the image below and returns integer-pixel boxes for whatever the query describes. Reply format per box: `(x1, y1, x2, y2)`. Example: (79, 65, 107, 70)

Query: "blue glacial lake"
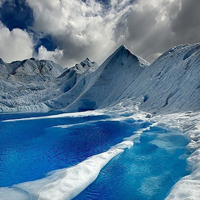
(0, 112, 190, 199)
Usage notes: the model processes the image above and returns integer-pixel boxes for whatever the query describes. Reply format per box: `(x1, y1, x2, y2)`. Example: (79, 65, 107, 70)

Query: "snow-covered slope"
(64, 44, 199, 114)
(44, 58, 99, 110)
(0, 44, 200, 200)
(0, 58, 63, 112)
(0, 58, 63, 82)
(128, 44, 200, 114)
(0, 57, 99, 112)
(65, 45, 148, 112)
(0, 43, 199, 114)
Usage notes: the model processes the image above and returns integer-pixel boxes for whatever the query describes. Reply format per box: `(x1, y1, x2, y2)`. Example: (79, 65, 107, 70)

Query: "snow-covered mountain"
(0, 43, 200, 200)
(61, 45, 149, 112)
(127, 44, 200, 114)
(0, 43, 199, 114)
(0, 57, 97, 112)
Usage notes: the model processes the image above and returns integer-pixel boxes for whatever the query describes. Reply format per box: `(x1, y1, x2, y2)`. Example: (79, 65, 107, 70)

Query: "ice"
(0, 187, 29, 200)
(0, 42, 200, 199)
(17, 149, 124, 200)
(0, 133, 138, 200)
(3, 110, 104, 122)
(0, 43, 199, 114)
(152, 112, 200, 200)
(166, 179, 200, 200)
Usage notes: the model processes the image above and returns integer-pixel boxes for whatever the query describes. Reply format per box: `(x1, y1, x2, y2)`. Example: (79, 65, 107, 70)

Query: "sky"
(0, 0, 199, 67)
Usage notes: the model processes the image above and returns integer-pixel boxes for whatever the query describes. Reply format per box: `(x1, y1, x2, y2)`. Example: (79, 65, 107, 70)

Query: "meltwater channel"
(0, 112, 190, 200)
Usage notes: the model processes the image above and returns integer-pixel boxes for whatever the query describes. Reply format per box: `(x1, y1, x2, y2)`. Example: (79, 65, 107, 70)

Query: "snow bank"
(0, 127, 148, 200)
(3, 110, 104, 122)
(17, 148, 125, 200)
(149, 112, 200, 200)
(104, 101, 200, 200)
(0, 43, 200, 199)
(0, 43, 199, 115)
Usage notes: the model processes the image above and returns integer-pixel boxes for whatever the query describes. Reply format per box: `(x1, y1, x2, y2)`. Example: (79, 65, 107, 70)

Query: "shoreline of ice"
(0, 124, 144, 200)
(152, 112, 200, 199)
(2, 110, 105, 122)
(108, 102, 200, 199)
(0, 108, 200, 199)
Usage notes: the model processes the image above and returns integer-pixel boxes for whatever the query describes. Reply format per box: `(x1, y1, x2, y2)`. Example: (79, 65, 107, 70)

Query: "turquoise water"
(75, 126, 189, 200)
(0, 113, 190, 199)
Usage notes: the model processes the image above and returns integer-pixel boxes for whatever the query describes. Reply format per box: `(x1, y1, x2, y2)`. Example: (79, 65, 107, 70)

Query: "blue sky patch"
(0, 0, 34, 30)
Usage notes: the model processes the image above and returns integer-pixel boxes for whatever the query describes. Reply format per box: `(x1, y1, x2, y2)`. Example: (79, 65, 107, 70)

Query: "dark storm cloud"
(170, 0, 200, 44)
(114, 0, 200, 62)
(113, 0, 176, 62)
(0, 0, 199, 66)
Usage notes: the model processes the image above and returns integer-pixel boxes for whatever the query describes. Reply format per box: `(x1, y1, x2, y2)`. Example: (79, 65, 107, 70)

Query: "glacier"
(0, 44, 199, 114)
(0, 112, 190, 200)
(0, 43, 200, 199)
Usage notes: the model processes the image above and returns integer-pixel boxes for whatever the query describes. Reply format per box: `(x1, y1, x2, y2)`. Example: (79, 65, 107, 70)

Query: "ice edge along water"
(0, 122, 146, 200)
(0, 43, 199, 199)
(153, 112, 200, 200)
(2, 110, 105, 122)
(0, 111, 199, 200)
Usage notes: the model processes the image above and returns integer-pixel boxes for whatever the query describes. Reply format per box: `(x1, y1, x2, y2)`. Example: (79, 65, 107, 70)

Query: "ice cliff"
(0, 43, 199, 114)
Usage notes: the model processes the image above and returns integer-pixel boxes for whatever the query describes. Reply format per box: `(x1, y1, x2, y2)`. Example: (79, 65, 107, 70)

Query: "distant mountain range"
(0, 44, 199, 114)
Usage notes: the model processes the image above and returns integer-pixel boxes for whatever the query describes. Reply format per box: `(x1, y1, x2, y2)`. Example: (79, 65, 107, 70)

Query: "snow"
(67, 43, 199, 114)
(1, 43, 199, 114)
(152, 112, 200, 200)
(0, 57, 98, 112)
(0, 129, 146, 200)
(65, 45, 148, 112)
(0, 43, 200, 199)
(3, 110, 104, 122)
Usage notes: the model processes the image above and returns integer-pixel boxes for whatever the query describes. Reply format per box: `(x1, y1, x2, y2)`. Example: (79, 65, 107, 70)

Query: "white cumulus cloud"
(26, 0, 200, 66)
(0, 22, 33, 63)
(26, 0, 129, 67)
(37, 46, 64, 64)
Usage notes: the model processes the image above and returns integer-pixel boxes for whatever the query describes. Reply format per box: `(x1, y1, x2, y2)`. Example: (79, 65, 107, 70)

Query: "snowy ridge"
(0, 58, 98, 112)
(69, 43, 200, 114)
(137, 43, 200, 114)
(0, 44, 199, 114)
(65, 45, 148, 112)
(3, 110, 104, 122)
(0, 43, 200, 199)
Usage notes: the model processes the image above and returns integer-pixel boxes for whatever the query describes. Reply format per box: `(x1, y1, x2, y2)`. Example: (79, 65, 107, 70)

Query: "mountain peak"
(117, 45, 127, 50)
(115, 45, 129, 54)
(85, 57, 91, 62)
(101, 45, 149, 69)
(80, 57, 93, 67)
(0, 58, 4, 64)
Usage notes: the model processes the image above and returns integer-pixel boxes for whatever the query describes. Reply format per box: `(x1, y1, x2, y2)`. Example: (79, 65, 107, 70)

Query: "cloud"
(170, 0, 200, 44)
(23, 0, 200, 66)
(118, 0, 182, 62)
(26, 0, 130, 67)
(0, 0, 5, 7)
(0, 22, 33, 62)
(111, 0, 200, 62)
(37, 46, 64, 64)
